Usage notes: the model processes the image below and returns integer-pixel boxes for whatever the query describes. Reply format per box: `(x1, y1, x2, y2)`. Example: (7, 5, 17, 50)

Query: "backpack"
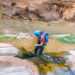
(40, 33, 49, 47)
(44, 33, 49, 42)
(41, 32, 49, 43)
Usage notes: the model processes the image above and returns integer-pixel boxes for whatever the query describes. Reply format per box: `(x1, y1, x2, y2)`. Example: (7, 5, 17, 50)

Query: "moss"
(19, 47, 28, 58)
(57, 35, 75, 44)
(0, 10, 3, 16)
(13, 36, 17, 40)
(0, 36, 12, 39)
(0, 36, 17, 39)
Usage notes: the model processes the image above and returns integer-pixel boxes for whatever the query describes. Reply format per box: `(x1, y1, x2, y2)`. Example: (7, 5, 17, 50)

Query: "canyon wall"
(0, 0, 75, 21)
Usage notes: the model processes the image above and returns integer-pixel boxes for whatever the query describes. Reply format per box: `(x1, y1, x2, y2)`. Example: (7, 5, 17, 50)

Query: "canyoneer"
(33, 30, 49, 56)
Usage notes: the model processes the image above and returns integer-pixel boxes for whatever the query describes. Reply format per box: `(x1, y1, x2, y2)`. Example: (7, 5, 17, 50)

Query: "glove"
(35, 44, 39, 46)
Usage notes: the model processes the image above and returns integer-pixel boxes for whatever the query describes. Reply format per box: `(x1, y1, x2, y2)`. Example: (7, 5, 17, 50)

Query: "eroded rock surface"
(0, 56, 39, 75)
(0, 0, 75, 21)
(65, 51, 75, 75)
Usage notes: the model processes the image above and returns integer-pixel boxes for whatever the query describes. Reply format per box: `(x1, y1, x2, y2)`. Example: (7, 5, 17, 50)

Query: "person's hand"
(35, 44, 39, 46)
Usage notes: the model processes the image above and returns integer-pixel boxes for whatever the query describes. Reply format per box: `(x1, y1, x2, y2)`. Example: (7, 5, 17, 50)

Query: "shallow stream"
(20, 50, 73, 75)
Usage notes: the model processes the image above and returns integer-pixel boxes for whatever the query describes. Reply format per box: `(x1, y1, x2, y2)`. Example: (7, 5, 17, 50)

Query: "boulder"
(65, 51, 75, 75)
(0, 43, 19, 56)
(17, 32, 33, 40)
(0, 66, 34, 75)
(0, 56, 39, 75)
(68, 50, 75, 55)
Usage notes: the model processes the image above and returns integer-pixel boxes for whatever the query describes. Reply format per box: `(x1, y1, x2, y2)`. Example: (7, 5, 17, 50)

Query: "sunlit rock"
(65, 52, 75, 75)
(0, 0, 75, 21)
(0, 43, 19, 56)
(17, 32, 33, 40)
(0, 56, 39, 75)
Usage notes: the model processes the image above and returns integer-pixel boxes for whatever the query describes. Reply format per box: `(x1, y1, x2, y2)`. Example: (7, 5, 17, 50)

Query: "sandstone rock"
(0, 56, 39, 75)
(0, 43, 19, 56)
(62, 7, 75, 20)
(65, 51, 75, 75)
(17, 32, 33, 40)
(0, 66, 33, 75)
(0, 0, 75, 21)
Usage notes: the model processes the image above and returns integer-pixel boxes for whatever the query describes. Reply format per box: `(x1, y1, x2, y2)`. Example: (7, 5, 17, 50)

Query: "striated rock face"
(0, 56, 39, 75)
(0, 0, 75, 21)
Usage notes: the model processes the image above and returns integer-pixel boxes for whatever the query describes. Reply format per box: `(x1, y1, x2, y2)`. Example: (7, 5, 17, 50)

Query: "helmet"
(34, 30, 41, 37)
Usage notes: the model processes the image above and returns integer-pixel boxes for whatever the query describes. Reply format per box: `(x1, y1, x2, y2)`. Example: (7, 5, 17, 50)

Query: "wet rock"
(62, 67, 69, 72)
(45, 67, 72, 75)
(43, 54, 51, 58)
(46, 72, 53, 75)
(54, 67, 72, 75)
(0, 43, 19, 56)
(66, 55, 75, 75)
(68, 50, 75, 55)
(17, 32, 33, 40)
(46, 58, 53, 63)
(0, 56, 39, 75)
(41, 54, 65, 64)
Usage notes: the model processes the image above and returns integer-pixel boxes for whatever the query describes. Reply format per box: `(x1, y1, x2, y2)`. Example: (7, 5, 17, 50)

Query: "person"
(34, 30, 49, 56)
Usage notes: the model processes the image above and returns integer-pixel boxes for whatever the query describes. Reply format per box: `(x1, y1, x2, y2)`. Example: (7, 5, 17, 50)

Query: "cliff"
(0, 0, 75, 21)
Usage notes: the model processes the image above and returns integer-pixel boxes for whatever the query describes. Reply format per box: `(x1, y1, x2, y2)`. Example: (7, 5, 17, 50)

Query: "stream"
(21, 51, 74, 75)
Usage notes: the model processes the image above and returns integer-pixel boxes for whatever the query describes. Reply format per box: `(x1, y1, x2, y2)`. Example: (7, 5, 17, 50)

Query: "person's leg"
(34, 46, 39, 55)
(39, 46, 44, 55)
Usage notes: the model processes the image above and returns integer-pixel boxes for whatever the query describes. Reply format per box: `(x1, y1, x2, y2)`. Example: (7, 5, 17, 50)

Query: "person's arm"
(38, 42, 43, 46)
(38, 37, 45, 46)
(35, 42, 43, 46)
